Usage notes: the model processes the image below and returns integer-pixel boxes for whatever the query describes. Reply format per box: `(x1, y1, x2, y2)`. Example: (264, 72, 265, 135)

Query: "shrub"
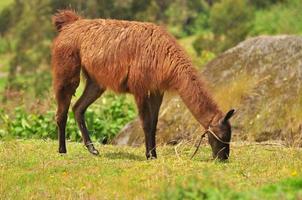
(165, 0, 210, 37)
(209, 0, 253, 51)
(0, 94, 136, 143)
(192, 32, 223, 55)
(250, 0, 285, 9)
(249, 0, 302, 36)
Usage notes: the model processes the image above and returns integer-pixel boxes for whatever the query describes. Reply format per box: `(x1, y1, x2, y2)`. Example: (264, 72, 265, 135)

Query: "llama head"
(208, 109, 235, 161)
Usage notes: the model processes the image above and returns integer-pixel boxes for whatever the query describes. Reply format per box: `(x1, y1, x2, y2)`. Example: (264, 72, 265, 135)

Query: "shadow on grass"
(104, 152, 145, 161)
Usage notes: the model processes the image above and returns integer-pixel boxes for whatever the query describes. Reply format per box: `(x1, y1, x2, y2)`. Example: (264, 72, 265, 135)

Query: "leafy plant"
(209, 0, 253, 51)
(0, 94, 136, 143)
(250, 0, 302, 36)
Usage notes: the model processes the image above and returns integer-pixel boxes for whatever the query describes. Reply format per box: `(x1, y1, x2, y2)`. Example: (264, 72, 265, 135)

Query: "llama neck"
(173, 66, 223, 128)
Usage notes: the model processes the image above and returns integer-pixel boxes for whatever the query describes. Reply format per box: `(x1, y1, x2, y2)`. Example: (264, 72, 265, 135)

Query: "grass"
(213, 72, 257, 112)
(0, 140, 302, 199)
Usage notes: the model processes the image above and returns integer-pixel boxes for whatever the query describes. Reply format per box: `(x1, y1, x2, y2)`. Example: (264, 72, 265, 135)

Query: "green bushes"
(193, 0, 253, 55)
(209, 0, 253, 51)
(165, 0, 210, 38)
(193, 32, 219, 54)
(250, 0, 302, 35)
(0, 94, 136, 143)
(251, 0, 285, 9)
(192, 0, 302, 56)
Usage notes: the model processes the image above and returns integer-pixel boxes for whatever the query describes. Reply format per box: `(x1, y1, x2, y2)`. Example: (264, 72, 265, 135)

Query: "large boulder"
(112, 35, 302, 146)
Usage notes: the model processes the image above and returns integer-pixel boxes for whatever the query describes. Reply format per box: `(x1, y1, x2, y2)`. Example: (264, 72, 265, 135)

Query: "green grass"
(161, 177, 302, 199)
(0, 140, 302, 199)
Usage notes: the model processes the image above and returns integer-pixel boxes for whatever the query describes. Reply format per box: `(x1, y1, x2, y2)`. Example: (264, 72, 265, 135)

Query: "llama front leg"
(135, 91, 163, 159)
(72, 78, 105, 155)
(135, 95, 153, 159)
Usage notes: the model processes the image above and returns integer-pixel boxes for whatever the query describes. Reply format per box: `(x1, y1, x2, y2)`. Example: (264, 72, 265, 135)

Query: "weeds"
(0, 94, 136, 143)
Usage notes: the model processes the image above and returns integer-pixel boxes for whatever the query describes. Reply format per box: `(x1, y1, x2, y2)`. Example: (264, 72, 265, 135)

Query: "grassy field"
(0, 140, 302, 199)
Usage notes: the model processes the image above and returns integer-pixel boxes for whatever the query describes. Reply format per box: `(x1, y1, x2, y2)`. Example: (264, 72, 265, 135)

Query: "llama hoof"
(147, 155, 157, 160)
(86, 144, 99, 156)
(59, 148, 67, 154)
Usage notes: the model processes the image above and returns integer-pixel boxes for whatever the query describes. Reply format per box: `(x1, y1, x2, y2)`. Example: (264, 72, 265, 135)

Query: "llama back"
(53, 11, 192, 94)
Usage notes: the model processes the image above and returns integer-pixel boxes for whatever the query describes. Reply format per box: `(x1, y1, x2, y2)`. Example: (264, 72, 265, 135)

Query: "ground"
(0, 140, 302, 199)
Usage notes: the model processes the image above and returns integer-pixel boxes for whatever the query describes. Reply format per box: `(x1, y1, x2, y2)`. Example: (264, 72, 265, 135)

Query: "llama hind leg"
(56, 89, 71, 153)
(53, 53, 80, 154)
(72, 78, 105, 155)
(55, 82, 79, 153)
(135, 91, 164, 159)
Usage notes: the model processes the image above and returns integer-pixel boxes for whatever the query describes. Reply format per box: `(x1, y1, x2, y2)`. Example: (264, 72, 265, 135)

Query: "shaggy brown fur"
(51, 10, 234, 160)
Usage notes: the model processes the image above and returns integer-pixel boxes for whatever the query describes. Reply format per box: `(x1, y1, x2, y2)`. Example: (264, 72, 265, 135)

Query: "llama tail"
(52, 10, 80, 32)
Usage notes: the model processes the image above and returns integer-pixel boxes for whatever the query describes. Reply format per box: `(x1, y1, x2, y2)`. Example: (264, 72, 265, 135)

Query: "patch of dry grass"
(213, 73, 257, 112)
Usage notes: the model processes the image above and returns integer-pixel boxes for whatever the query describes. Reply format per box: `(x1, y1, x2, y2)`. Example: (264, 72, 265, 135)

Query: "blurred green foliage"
(250, 0, 285, 9)
(209, 0, 253, 51)
(193, 0, 302, 55)
(164, 0, 210, 37)
(250, 0, 302, 36)
(0, 94, 136, 143)
(193, 0, 253, 54)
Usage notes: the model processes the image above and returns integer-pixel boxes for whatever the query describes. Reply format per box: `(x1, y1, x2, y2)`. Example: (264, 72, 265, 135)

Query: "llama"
(51, 10, 235, 160)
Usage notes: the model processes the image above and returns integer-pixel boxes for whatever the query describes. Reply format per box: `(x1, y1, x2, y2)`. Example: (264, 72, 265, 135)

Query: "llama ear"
(222, 109, 236, 124)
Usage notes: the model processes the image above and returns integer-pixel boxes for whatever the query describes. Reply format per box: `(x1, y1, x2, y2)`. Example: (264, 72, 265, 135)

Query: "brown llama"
(51, 10, 235, 160)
